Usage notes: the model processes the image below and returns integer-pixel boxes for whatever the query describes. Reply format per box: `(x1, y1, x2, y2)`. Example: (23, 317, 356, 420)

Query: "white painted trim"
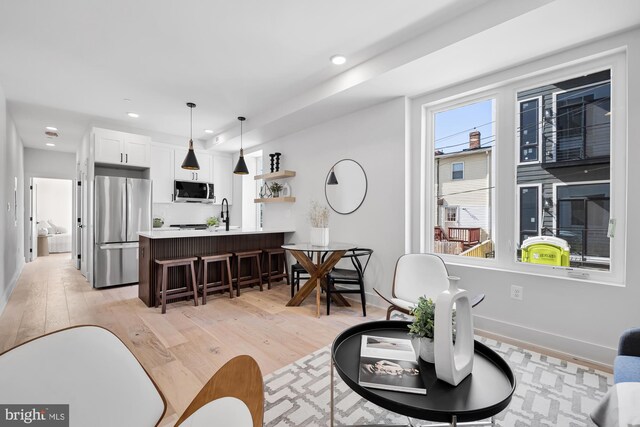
(0, 260, 24, 316)
(515, 96, 543, 166)
(474, 314, 616, 368)
(404, 97, 412, 254)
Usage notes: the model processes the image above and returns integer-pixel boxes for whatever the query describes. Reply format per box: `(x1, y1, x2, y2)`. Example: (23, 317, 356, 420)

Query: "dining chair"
(326, 248, 373, 316)
(290, 249, 322, 297)
(175, 355, 264, 427)
(0, 325, 167, 427)
(374, 253, 485, 320)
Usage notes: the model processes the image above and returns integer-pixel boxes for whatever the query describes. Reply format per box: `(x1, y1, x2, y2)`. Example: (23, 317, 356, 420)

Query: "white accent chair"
(374, 253, 485, 319)
(0, 326, 166, 427)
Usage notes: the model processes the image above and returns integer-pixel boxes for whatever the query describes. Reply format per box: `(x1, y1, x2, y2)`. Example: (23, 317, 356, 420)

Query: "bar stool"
(233, 250, 263, 296)
(262, 248, 290, 290)
(198, 253, 234, 304)
(155, 257, 198, 314)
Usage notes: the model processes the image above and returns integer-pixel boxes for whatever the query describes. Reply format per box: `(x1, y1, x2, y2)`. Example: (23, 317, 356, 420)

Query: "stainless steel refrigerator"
(94, 176, 151, 288)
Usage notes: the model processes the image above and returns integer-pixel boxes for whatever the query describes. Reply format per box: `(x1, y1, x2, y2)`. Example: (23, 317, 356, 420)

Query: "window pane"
(433, 99, 495, 258)
(519, 187, 538, 244)
(519, 99, 539, 162)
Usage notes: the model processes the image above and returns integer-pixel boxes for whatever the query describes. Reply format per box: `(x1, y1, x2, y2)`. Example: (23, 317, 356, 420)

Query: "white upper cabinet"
(212, 154, 233, 204)
(94, 128, 151, 168)
(174, 148, 211, 182)
(150, 144, 174, 203)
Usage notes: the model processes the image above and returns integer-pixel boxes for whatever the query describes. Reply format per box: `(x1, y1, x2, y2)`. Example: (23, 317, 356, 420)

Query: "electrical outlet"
(510, 285, 523, 301)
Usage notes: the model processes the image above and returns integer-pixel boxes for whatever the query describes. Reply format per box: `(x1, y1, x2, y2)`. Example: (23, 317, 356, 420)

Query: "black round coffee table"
(331, 321, 516, 426)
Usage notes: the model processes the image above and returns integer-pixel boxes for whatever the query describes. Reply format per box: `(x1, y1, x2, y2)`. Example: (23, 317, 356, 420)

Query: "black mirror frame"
(324, 158, 368, 215)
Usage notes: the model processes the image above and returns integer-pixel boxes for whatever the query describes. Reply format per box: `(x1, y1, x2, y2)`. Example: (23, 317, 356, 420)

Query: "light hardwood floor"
(0, 254, 384, 425)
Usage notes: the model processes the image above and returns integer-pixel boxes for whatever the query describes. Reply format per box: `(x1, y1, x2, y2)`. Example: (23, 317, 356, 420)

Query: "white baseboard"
(0, 260, 24, 316)
(474, 314, 616, 369)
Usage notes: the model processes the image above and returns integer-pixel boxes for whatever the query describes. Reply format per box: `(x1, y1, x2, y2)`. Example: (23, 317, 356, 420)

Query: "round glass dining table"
(282, 242, 356, 317)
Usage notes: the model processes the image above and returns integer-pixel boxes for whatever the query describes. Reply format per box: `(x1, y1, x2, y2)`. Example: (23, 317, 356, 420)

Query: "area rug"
(263, 336, 612, 426)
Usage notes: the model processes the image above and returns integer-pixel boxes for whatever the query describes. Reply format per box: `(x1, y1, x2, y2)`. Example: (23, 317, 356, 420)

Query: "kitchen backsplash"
(152, 203, 234, 227)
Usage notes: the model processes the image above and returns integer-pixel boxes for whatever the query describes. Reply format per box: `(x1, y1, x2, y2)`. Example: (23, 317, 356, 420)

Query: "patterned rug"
(263, 336, 612, 426)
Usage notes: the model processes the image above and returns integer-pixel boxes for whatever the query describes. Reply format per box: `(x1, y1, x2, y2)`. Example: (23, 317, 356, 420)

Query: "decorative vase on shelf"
(310, 227, 329, 246)
(434, 275, 474, 386)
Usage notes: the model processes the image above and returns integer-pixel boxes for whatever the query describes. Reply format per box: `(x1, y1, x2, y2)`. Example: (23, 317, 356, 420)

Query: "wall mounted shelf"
(254, 197, 296, 203)
(254, 170, 296, 181)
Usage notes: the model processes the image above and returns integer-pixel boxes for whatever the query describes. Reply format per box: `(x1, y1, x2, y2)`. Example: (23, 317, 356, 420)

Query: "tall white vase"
(434, 275, 474, 386)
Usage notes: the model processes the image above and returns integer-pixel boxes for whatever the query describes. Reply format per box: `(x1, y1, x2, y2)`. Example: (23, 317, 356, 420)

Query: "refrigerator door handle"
(99, 243, 139, 250)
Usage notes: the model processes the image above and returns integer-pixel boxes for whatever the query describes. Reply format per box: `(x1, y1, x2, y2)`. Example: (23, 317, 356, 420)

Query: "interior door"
(75, 179, 82, 269)
(29, 178, 37, 262)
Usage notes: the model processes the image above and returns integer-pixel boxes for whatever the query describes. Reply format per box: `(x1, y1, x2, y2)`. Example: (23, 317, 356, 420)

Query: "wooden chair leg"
(190, 262, 198, 306)
(386, 305, 394, 320)
(202, 261, 208, 305)
(225, 259, 233, 298)
(161, 265, 168, 314)
(235, 257, 241, 297)
(256, 256, 263, 292)
(155, 264, 161, 308)
(283, 254, 290, 286)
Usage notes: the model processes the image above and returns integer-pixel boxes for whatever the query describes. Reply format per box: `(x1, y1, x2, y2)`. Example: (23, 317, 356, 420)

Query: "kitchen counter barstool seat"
(262, 248, 290, 290)
(199, 253, 234, 304)
(155, 257, 198, 314)
(233, 250, 263, 296)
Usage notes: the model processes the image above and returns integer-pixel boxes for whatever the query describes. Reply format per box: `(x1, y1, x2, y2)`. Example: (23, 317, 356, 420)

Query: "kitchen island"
(138, 228, 294, 307)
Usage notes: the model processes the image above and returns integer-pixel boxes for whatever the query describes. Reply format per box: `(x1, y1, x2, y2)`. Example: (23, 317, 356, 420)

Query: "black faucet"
(221, 198, 230, 231)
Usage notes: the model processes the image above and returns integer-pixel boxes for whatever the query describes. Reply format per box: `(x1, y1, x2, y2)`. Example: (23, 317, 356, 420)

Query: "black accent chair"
(326, 248, 373, 316)
(290, 250, 314, 297)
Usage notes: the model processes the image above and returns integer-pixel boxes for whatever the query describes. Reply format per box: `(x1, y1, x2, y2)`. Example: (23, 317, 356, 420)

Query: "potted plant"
(408, 296, 436, 363)
(206, 216, 220, 231)
(309, 200, 330, 246)
(269, 182, 283, 198)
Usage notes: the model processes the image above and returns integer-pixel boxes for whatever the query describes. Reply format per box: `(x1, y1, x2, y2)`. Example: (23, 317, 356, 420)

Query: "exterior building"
(435, 131, 492, 248)
(516, 69, 611, 268)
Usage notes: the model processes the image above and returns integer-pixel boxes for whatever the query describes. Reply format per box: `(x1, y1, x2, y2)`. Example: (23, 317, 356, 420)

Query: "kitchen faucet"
(221, 198, 230, 231)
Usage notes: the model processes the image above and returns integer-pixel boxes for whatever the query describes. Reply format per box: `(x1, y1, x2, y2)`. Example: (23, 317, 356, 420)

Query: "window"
(516, 70, 611, 271)
(451, 162, 464, 180)
(445, 206, 458, 222)
(518, 186, 539, 244)
(421, 51, 626, 283)
(431, 99, 495, 258)
(519, 98, 540, 162)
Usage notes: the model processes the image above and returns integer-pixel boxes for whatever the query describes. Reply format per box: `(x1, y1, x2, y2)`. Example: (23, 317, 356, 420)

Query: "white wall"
(409, 29, 640, 366)
(23, 148, 76, 261)
(0, 85, 25, 315)
(33, 178, 73, 234)
(257, 97, 407, 302)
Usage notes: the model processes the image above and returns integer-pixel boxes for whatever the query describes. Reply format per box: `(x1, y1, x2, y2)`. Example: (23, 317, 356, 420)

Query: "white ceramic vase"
(434, 275, 474, 386)
(418, 337, 435, 363)
(310, 227, 329, 246)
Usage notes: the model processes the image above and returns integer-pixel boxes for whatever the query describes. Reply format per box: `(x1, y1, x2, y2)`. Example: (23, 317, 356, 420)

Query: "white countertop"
(138, 227, 295, 239)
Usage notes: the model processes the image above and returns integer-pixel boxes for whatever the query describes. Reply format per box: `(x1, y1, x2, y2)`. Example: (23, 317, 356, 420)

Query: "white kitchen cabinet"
(94, 128, 151, 168)
(212, 155, 233, 204)
(150, 144, 174, 203)
(174, 149, 211, 182)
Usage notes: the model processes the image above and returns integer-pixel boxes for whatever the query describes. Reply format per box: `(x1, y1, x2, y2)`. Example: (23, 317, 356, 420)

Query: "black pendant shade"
(327, 168, 338, 185)
(233, 116, 249, 175)
(181, 102, 200, 170)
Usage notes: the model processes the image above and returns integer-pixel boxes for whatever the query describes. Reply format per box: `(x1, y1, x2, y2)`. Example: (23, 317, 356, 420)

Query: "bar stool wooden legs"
(233, 250, 263, 296)
(198, 253, 233, 304)
(155, 257, 198, 314)
(262, 248, 290, 290)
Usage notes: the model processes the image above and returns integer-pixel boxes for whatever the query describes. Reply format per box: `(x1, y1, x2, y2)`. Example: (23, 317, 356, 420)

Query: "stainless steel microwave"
(174, 180, 214, 203)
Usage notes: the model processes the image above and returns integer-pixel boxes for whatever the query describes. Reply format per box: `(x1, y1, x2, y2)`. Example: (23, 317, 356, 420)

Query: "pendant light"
(181, 102, 200, 170)
(327, 167, 338, 185)
(233, 116, 249, 175)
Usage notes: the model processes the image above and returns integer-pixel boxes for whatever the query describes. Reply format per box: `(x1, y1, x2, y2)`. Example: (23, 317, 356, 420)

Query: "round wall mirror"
(324, 159, 368, 215)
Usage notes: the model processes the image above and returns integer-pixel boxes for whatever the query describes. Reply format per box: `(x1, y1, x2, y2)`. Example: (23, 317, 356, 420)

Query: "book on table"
(358, 335, 427, 395)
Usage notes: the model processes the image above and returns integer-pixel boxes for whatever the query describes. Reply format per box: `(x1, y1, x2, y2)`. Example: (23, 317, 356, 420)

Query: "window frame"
(516, 96, 542, 165)
(420, 50, 627, 285)
(451, 162, 465, 180)
(445, 206, 459, 223)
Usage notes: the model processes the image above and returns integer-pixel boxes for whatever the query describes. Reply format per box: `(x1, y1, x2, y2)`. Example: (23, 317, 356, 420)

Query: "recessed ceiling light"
(123, 98, 131, 102)
(45, 126, 58, 131)
(46, 143, 55, 147)
(127, 112, 139, 118)
(204, 129, 214, 134)
(330, 55, 346, 65)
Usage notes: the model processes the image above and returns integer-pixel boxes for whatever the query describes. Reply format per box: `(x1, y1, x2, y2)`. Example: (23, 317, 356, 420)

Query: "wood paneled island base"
(138, 231, 288, 307)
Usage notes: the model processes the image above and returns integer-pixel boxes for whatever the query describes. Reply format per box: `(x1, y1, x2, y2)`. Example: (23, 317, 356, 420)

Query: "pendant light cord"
(190, 105, 193, 141)
(240, 119, 243, 150)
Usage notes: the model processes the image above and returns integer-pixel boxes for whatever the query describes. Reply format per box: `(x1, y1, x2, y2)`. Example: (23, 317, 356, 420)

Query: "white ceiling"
(1, 0, 639, 154)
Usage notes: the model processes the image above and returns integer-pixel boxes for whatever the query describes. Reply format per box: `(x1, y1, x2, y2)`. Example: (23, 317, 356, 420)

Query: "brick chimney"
(469, 130, 481, 149)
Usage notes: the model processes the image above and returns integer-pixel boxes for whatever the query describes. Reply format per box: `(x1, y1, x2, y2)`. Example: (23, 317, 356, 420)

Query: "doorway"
(29, 178, 74, 263)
